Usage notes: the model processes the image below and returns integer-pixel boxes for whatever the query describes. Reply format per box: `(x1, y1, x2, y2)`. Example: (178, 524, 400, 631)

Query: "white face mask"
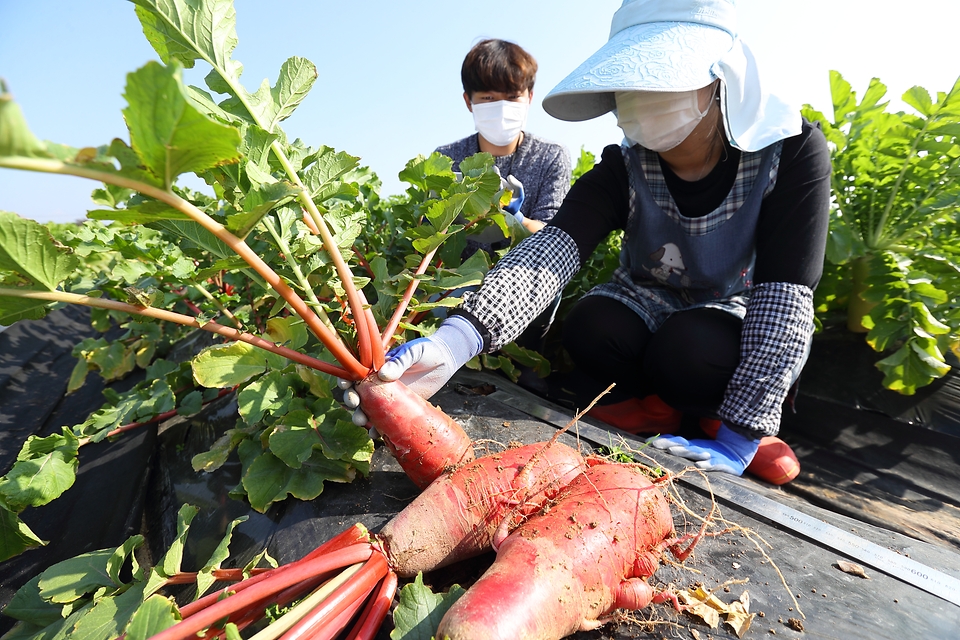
(472, 100, 529, 147)
(615, 90, 710, 152)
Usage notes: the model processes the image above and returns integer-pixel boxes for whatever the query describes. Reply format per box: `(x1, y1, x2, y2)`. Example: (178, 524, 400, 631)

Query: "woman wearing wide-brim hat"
(350, 0, 831, 484)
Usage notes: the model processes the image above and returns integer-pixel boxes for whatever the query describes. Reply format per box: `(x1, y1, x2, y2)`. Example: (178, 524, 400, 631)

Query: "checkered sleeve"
(719, 282, 815, 438)
(459, 226, 581, 351)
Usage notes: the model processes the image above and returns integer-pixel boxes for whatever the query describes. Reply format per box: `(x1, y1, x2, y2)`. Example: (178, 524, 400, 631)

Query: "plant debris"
(678, 586, 755, 638)
(835, 561, 870, 579)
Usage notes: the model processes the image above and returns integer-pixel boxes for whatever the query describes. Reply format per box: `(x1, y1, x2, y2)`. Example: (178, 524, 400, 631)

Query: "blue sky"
(1, 0, 959, 223)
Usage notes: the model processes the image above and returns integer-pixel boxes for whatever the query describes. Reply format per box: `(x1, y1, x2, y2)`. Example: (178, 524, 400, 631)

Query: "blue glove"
(503, 174, 525, 221)
(342, 315, 483, 426)
(647, 424, 760, 476)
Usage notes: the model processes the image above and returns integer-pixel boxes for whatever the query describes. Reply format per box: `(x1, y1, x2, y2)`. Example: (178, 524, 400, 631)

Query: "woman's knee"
(562, 296, 650, 375)
(644, 308, 742, 412)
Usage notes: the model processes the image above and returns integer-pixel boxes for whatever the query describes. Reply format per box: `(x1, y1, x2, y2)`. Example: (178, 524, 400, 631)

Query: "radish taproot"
(435, 460, 685, 640)
(355, 375, 475, 488)
(377, 440, 586, 577)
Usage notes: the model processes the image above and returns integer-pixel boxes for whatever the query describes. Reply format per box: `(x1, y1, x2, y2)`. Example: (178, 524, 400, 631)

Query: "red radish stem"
(344, 572, 398, 640)
(152, 544, 373, 640)
(355, 375, 475, 488)
(380, 246, 440, 350)
(178, 524, 370, 620)
(306, 589, 369, 640)
(278, 553, 389, 640)
(0, 288, 351, 378)
(436, 461, 679, 640)
(247, 563, 366, 640)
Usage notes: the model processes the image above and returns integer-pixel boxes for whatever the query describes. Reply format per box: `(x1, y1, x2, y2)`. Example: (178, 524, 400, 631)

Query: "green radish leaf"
(398, 153, 455, 193)
(71, 582, 147, 640)
(196, 516, 247, 599)
(220, 56, 317, 133)
(295, 365, 333, 399)
(15, 428, 80, 463)
(227, 180, 301, 238)
(0, 504, 46, 563)
(237, 370, 292, 424)
(241, 548, 279, 576)
(390, 573, 465, 640)
(5, 605, 91, 640)
(38, 549, 118, 604)
(191, 429, 245, 474)
(151, 219, 234, 259)
(0, 447, 78, 512)
(192, 342, 273, 388)
(452, 171, 501, 219)
(241, 450, 354, 513)
(177, 390, 203, 416)
(3, 575, 63, 626)
(423, 193, 470, 232)
(303, 147, 360, 200)
(0, 621, 52, 640)
(123, 61, 242, 188)
(0, 211, 79, 291)
(268, 411, 321, 469)
(224, 623, 243, 640)
(124, 595, 179, 640)
(903, 86, 935, 117)
(106, 536, 145, 586)
(266, 316, 309, 351)
(0, 81, 48, 158)
(160, 504, 199, 579)
(0, 294, 55, 325)
(499, 342, 551, 378)
(132, 0, 240, 75)
(86, 204, 192, 224)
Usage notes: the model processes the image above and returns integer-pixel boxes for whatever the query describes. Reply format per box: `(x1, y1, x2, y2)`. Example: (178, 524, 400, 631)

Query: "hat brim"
(543, 22, 734, 122)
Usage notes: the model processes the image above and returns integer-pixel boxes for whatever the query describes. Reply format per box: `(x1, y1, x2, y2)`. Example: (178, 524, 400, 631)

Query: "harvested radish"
(436, 461, 684, 640)
(355, 375, 476, 488)
(377, 441, 586, 577)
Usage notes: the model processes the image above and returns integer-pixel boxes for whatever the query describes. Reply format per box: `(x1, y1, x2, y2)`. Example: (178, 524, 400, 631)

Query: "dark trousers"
(561, 295, 742, 416)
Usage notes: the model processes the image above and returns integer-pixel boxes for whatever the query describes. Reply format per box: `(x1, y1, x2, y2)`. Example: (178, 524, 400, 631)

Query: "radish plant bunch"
(0, 0, 520, 562)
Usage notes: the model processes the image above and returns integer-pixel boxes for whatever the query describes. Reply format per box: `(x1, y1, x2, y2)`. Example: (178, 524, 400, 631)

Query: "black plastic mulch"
(779, 328, 960, 550)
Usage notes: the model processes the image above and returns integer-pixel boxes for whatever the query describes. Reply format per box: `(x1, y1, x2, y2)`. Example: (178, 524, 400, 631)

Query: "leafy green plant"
(0, 0, 517, 564)
(389, 573, 465, 640)
(803, 71, 960, 394)
(1, 505, 260, 640)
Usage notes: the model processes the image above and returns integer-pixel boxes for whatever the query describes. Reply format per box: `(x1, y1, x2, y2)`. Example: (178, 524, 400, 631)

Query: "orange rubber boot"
(747, 437, 800, 485)
(587, 395, 682, 435)
(699, 418, 721, 438)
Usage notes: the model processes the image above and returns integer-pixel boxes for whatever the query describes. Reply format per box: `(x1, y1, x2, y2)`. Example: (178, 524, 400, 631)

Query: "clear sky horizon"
(1, 0, 959, 224)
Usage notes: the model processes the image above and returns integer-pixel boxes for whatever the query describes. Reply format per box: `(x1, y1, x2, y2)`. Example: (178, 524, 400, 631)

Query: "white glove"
(341, 315, 483, 427)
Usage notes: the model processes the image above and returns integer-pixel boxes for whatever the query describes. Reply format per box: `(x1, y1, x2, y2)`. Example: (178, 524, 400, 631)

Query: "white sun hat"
(543, 0, 801, 151)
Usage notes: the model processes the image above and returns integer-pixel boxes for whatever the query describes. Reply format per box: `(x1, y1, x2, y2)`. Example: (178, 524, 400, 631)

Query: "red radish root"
(377, 441, 586, 577)
(355, 375, 475, 488)
(435, 460, 678, 640)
